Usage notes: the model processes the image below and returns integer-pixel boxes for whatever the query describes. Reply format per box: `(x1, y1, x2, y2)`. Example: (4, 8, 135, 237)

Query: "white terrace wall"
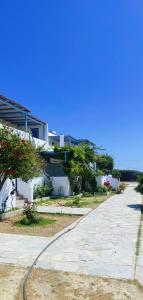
(0, 124, 49, 150)
(17, 177, 44, 202)
(97, 175, 120, 190)
(13, 127, 49, 150)
(0, 179, 16, 211)
(51, 177, 71, 197)
(17, 176, 71, 201)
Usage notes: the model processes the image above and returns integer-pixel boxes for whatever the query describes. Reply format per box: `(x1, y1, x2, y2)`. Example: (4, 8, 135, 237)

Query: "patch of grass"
(36, 193, 116, 208)
(15, 216, 56, 227)
(136, 213, 143, 256)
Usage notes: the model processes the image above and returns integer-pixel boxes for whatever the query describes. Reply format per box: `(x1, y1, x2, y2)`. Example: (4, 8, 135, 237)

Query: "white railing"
(0, 124, 49, 149)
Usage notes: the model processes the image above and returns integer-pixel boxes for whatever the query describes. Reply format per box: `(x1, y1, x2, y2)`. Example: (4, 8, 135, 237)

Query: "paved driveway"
(37, 184, 142, 280)
(0, 184, 142, 281)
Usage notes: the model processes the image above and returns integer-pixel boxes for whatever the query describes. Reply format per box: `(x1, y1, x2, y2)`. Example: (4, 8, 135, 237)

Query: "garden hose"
(22, 208, 94, 300)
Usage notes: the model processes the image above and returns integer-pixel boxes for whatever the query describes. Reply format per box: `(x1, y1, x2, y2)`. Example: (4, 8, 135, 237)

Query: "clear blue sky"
(0, 1, 143, 170)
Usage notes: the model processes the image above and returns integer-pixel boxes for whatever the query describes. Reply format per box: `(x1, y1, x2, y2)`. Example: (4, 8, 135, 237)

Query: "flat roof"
(0, 95, 47, 126)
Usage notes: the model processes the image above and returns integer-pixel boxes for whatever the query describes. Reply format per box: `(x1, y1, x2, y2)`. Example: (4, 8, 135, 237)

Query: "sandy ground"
(0, 214, 78, 237)
(0, 264, 143, 300)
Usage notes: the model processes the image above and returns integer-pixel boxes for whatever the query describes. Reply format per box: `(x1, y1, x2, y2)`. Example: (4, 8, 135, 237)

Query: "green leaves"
(136, 173, 143, 195)
(54, 143, 97, 194)
(0, 124, 45, 189)
(95, 154, 114, 174)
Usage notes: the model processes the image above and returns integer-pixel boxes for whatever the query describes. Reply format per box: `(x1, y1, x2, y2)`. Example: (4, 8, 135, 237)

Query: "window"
(31, 128, 39, 138)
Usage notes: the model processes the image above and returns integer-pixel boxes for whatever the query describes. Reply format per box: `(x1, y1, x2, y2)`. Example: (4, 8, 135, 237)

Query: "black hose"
(22, 208, 93, 300)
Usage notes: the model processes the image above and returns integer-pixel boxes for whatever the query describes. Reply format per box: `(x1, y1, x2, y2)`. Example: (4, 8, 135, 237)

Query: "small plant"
(96, 186, 108, 193)
(82, 192, 93, 197)
(104, 180, 111, 191)
(21, 202, 40, 225)
(72, 196, 80, 207)
(117, 183, 126, 194)
(34, 180, 53, 199)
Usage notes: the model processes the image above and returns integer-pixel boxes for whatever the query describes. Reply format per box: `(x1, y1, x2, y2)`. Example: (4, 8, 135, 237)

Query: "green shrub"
(117, 183, 126, 194)
(34, 180, 53, 199)
(136, 173, 143, 195)
(21, 202, 40, 225)
(112, 169, 121, 179)
(72, 196, 80, 207)
(82, 192, 93, 197)
(70, 175, 82, 195)
(119, 170, 141, 182)
(96, 186, 108, 193)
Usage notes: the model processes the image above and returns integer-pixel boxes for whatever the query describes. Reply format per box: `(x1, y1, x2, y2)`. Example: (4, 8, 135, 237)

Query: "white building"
(0, 95, 70, 210)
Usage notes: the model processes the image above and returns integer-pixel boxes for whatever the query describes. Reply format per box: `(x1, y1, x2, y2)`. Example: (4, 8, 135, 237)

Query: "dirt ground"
(0, 264, 143, 300)
(0, 214, 78, 237)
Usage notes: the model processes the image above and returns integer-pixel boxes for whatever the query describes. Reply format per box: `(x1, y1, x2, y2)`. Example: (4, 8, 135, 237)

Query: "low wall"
(97, 175, 120, 190)
(17, 176, 71, 201)
(0, 124, 49, 149)
(0, 179, 16, 211)
(51, 177, 71, 197)
(17, 177, 44, 202)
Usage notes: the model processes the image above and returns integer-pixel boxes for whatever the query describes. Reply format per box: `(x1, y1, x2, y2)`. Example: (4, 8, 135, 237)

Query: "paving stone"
(37, 206, 91, 215)
(0, 184, 142, 281)
(36, 185, 142, 279)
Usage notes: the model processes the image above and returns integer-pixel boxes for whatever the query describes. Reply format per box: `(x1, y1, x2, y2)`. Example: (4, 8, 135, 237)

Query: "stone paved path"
(37, 206, 91, 215)
(36, 185, 142, 280)
(0, 185, 142, 282)
(0, 234, 51, 266)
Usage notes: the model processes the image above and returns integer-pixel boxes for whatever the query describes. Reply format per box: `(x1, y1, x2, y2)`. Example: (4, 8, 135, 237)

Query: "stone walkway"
(0, 234, 50, 266)
(0, 185, 142, 282)
(37, 206, 91, 215)
(36, 185, 142, 280)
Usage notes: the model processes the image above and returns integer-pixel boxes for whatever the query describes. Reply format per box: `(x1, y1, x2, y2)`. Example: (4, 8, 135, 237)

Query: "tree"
(136, 173, 143, 195)
(54, 143, 97, 194)
(95, 154, 114, 174)
(119, 170, 141, 182)
(112, 169, 121, 179)
(0, 125, 45, 209)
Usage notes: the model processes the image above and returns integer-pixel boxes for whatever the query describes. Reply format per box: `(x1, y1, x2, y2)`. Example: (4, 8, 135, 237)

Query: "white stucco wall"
(0, 179, 16, 211)
(17, 176, 71, 201)
(51, 177, 71, 196)
(0, 125, 49, 150)
(17, 177, 44, 202)
(97, 175, 120, 190)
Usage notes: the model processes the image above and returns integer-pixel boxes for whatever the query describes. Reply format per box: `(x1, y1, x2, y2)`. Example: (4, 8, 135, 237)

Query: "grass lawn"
(16, 216, 55, 227)
(36, 193, 115, 209)
(0, 213, 78, 237)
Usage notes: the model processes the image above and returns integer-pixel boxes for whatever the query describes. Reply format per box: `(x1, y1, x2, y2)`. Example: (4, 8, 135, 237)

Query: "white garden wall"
(17, 176, 71, 201)
(97, 175, 120, 190)
(0, 179, 16, 211)
(17, 177, 44, 202)
(51, 177, 71, 197)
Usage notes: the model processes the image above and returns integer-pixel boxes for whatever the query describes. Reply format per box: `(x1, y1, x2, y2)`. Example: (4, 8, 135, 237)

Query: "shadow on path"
(128, 204, 142, 211)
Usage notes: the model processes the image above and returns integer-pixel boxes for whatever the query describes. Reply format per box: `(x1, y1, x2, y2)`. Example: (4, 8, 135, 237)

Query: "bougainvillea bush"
(104, 180, 111, 191)
(0, 124, 45, 200)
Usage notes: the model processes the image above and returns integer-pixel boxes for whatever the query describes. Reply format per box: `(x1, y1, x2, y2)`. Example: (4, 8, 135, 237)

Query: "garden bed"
(0, 213, 78, 237)
(36, 193, 115, 209)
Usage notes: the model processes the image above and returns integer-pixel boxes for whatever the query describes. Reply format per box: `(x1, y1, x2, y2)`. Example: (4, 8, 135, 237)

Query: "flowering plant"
(103, 180, 111, 190)
(0, 124, 45, 192)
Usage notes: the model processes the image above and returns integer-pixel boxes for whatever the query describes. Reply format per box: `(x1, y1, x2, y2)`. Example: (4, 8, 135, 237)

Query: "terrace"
(0, 95, 48, 143)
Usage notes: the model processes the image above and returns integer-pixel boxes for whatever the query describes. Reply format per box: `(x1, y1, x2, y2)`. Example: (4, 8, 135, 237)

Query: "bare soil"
(0, 265, 143, 300)
(0, 214, 78, 237)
